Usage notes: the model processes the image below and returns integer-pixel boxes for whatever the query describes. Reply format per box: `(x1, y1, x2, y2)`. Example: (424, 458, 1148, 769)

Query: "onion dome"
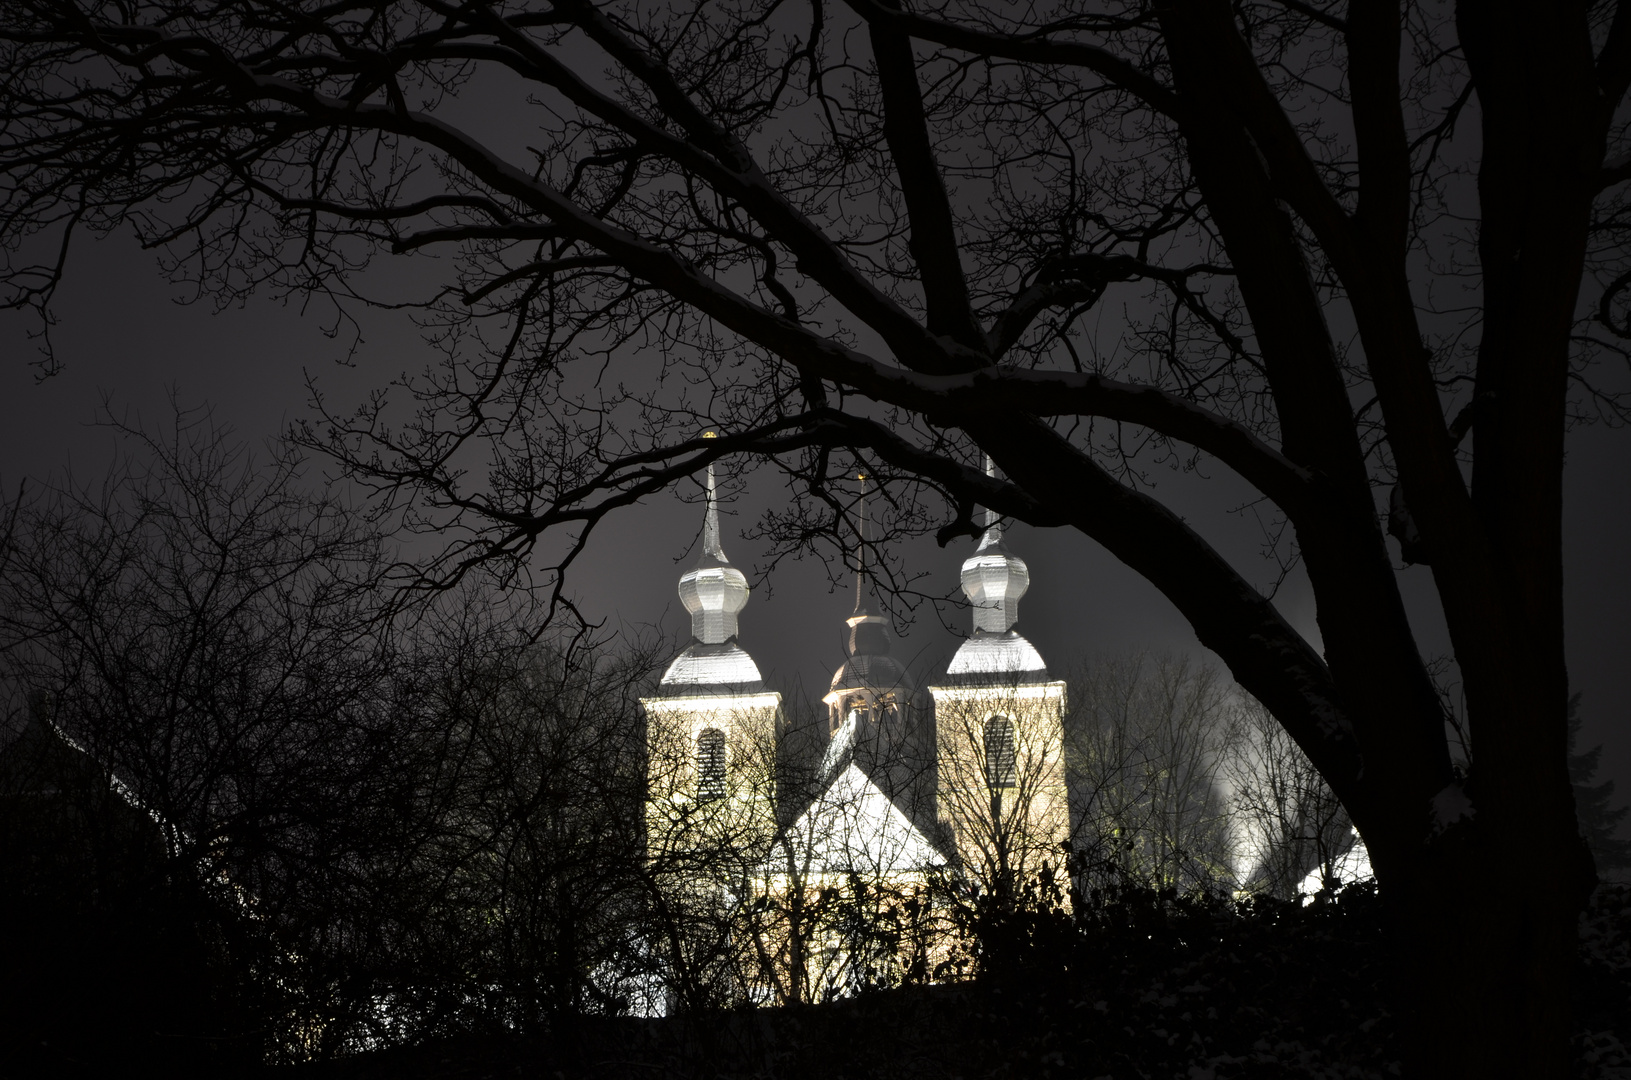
(960, 506, 1029, 634)
(828, 477, 912, 699)
(659, 460, 765, 695)
(943, 463, 1050, 685)
(677, 463, 749, 645)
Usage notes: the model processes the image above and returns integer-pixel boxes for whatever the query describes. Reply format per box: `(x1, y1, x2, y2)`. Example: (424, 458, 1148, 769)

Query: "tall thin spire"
(980, 454, 1002, 543)
(847, 472, 889, 655)
(853, 472, 876, 616)
(701, 462, 726, 565)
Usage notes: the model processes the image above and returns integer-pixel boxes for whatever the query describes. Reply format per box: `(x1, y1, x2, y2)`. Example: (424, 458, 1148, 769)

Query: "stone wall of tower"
(642, 691, 782, 862)
(929, 681, 1070, 891)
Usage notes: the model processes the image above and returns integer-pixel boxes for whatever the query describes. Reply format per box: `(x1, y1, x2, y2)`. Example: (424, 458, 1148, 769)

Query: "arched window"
(697, 728, 727, 801)
(983, 716, 1017, 790)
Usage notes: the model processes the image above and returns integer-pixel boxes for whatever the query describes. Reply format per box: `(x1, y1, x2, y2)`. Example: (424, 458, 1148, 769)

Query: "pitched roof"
(768, 763, 942, 877)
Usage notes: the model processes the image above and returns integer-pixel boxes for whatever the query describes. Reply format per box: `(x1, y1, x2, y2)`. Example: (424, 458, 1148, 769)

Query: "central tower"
(821, 476, 929, 821)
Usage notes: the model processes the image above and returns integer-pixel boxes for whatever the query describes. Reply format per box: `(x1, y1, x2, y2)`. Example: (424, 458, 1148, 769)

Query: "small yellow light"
(703, 431, 718, 439)
(857, 471, 868, 481)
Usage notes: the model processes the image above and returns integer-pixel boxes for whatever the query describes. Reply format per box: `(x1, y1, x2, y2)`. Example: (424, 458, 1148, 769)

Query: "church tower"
(820, 477, 929, 822)
(641, 458, 782, 859)
(928, 470, 1069, 893)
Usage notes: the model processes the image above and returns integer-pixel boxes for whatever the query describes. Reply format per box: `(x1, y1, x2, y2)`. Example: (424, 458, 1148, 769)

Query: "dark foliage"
(1569, 696, 1631, 880)
(0, 709, 268, 1078)
(6, 697, 1628, 1080)
(284, 887, 1346, 1079)
(291, 882, 1631, 1080)
(1577, 884, 1631, 1078)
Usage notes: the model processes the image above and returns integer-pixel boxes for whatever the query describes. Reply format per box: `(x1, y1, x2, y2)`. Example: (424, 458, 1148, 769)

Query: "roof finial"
(844, 469, 891, 656)
(698, 432, 727, 565)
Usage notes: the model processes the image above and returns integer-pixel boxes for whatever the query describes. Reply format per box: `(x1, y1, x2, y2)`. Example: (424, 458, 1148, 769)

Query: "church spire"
(961, 455, 1030, 634)
(677, 450, 750, 645)
(847, 473, 890, 656)
(701, 461, 725, 565)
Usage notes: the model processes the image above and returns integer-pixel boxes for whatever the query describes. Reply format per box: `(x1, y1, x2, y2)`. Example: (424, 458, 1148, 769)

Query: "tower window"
(697, 727, 727, 801)
(983, 716, 1016, 789)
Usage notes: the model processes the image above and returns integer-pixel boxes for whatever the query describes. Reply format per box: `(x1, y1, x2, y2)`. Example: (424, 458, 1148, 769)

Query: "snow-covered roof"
(768, 763, 943, 876)
(657, 640, 765, 694)
(1297, 829, 1374, 901)
(943, 629, 1049, 683)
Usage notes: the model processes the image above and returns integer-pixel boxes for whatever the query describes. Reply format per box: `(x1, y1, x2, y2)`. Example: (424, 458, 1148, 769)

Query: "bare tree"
(1066, 654, 1237, 896)
(1226, 694, 1356, 900)
(0, 408, 400, 1058)
(3, 1, 1627, 1070)
(0, 411, 670, 1053)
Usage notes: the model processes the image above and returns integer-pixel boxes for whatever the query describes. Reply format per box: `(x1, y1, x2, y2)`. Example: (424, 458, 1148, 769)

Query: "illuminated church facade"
(639, 467, 1068, 1003)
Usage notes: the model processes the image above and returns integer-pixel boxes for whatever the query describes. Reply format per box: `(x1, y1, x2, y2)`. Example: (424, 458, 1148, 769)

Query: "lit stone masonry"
(928, 476, 1070, 898)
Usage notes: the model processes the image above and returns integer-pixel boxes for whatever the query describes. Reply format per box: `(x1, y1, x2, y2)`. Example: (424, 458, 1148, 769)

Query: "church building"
(639, 463, 1068, 1003)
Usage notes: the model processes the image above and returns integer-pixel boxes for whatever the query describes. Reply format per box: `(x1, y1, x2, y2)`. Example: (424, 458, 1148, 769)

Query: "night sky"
(4, 228, 1628, 835)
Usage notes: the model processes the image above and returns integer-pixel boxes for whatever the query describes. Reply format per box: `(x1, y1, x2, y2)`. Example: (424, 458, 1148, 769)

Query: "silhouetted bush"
(288, 880, 1631, 1080)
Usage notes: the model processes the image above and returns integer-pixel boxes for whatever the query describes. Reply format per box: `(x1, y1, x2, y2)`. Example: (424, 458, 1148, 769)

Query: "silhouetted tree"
(0, 408, 388, 1065)
(1066, 655, 1237, 895)
(1227, 694, 1355, 899)
(0, 689, 271, 1075)
(1569, 694, 1631, 881)
(0, 412, 666, 1055)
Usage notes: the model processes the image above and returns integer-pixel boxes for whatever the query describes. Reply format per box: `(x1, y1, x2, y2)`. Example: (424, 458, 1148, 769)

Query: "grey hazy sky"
(3, 229, 1628, 830)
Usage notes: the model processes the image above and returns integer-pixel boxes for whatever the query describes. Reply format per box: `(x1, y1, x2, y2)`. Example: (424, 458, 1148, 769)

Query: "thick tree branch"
(1600, 151, 1631, 190)
(840, 0, 1188, 121)
(929, 370, 1316, 515)
(868, 5, 987, 354)
(156, 59, 1320, 526)
(425, 29, 960, 369)
(484, 3, 987, 374)
(1161, 1, 1360, 276)
(1346, 0, 1411, 258)
(973, 413, 1367, 809)
(1598, 0, 1631, 110)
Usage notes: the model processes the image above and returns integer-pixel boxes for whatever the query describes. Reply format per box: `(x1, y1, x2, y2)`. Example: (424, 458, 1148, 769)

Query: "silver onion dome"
(828, 476, 912, 697)
(660, 460, 764, 695)
(676, 463, 750, 645)
(960, 504, 1030, 634)
(944, 461, 1049, 684)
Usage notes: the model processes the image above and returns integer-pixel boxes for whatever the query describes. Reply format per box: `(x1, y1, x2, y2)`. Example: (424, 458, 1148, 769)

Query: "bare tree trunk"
(1385, 826, 1588, 1077)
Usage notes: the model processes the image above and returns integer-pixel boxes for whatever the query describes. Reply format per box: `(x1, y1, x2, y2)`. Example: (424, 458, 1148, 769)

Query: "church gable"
(769, 763, 943, 878)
